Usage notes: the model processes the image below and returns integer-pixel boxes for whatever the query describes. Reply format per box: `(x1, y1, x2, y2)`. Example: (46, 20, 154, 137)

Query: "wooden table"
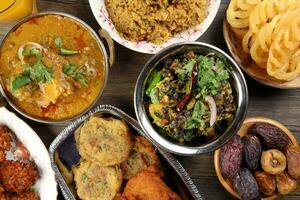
(1, 0, 300, 199)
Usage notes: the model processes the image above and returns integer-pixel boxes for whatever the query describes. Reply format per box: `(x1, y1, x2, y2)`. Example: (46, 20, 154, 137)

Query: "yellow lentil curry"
(0, 15, 106, 120)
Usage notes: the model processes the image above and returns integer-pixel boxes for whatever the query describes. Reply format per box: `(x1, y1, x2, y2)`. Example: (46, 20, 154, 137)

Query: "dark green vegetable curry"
(144, 51, 236, 144)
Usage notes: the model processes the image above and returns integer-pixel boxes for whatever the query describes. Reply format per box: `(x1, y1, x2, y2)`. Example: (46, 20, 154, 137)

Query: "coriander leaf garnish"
(12, 74, 32, 91)
(63, 63, 88, 86)
(12, 50, 54, 91)
(176, 59, 196, 80)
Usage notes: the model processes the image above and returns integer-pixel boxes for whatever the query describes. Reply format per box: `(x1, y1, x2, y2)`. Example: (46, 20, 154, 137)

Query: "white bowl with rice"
(89, 0, 221, 54)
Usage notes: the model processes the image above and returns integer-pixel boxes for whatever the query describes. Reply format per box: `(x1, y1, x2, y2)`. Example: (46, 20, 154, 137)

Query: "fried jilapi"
(227, 0, 300, 81)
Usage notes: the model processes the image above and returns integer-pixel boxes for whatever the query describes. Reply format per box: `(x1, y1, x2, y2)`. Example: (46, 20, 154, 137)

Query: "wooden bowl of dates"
(214, 117, 299, 200)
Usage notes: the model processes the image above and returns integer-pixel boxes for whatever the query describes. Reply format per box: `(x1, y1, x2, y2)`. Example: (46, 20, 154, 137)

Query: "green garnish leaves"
(186, 101, 206, 129)
(54, 36, 62, 48)
(22, 47, 43, 60)
(12, 74, 32, 91)
(197, 56, 229, 97)
(29, 60, 54, 83)
(63, 63, 88, 86)
(176, 59, 196, 80)
(12, 50, 53, 91)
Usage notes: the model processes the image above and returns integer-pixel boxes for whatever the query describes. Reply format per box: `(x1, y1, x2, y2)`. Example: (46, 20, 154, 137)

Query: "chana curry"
(144, 51, 236, 145)
(0, 15, 106, 120)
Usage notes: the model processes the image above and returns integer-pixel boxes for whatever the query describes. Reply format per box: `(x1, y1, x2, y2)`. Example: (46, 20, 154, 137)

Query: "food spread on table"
(227, 0, 300, 81)
(0, 0, 299, 199)
(105, 0, 208, 44)
(144, 50, 236, 144)
(219, 122, 300, 199)
(0, 125, 39, 200)
(0, 14, 105, 120)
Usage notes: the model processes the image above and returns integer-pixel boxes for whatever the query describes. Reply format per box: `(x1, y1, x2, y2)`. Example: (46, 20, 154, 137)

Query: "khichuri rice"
(105, 0, 208, 44)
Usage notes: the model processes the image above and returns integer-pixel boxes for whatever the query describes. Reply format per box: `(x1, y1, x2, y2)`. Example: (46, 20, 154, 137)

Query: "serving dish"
(49, 104, 203, 200)
(0, 12, 114, 124)
(0, 107, 57, 200)
(223, 9, 300, 89)
(214, 117, 299, 200)
(134, 42, 248, 155)
(88, 0, 221, 54)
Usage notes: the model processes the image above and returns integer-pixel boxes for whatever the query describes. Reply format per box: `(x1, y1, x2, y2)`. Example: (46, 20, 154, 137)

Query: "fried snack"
(242, 0, 295, 53)
(0, 126, 13, 162)
(121, 136, 161, 180)
(249, 14, 282, 67)
(267, 8, 300, 81)
(6, 191, 40, 200)
(228, 0, 300, 81)
(75, 117, 132, 166)
(122, 167, 181, 200)
(73, 160, 122, 200)
(226, 0, 261, 29)
(0, 161, 39, 193)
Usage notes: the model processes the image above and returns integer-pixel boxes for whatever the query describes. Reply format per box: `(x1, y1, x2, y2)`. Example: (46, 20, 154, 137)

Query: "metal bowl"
(134, 42, 248, 155)
(0, 12, 114, 124)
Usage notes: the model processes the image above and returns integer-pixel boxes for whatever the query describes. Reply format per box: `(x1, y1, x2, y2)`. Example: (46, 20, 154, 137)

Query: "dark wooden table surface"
(1, 0, 300, 199)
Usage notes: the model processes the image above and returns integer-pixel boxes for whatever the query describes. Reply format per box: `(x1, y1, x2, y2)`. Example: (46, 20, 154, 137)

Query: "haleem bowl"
(134, 42, 248, 155)
(0, 12, 114, 124)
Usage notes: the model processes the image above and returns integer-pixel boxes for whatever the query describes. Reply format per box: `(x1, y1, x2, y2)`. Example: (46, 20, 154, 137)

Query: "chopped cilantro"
(12, 51, 53, 91)
(63, 63, 88, 86)
(176, 59, 196, 80)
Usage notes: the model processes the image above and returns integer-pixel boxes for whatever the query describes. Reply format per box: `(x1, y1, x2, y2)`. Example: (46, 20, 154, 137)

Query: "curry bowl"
(134, 42, 248, 155)
(214, 117, 299, 199)
(0, 12, 114, 124)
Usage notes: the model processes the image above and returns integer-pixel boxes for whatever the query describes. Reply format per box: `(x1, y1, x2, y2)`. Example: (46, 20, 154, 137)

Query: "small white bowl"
(0, 108, 57, 200)
(89, 0, 221, 54)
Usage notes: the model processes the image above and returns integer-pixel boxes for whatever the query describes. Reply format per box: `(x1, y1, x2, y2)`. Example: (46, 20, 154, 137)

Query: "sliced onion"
(205, 96, 217, 127)
(17, 42, 47, 63)
(85, 62, 97, 77)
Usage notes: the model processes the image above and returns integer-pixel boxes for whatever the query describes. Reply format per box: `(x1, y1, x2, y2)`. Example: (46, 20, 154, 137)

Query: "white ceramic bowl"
(0, 108, 57, 200)
(89, 0, 221, 54)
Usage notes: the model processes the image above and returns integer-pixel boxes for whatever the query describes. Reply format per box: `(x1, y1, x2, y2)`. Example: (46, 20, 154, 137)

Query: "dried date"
(233, 168, 261, 200)
(286, 145, 300, 179)
(242, 134, 262, 170)
(220, 135, 243, 179)
(250, 123, 290, 150)
(254, 171, 276, 196)
(276, 171, 298, 195)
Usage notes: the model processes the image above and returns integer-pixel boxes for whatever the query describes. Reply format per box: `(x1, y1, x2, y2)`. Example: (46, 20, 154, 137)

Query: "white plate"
(0, 107, 57, 200)
(89, 0, 221, 54)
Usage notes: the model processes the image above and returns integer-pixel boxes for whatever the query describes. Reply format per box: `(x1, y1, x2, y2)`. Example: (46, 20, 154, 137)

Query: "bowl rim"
(134, 41, 249, 155)
(214, 117, 299, 200)
(0, 11, 109, 124)
(88, 0, 221, 54)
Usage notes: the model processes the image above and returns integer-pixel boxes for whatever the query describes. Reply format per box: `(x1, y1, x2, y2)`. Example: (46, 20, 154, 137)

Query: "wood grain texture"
(0, 0, 300, 199)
